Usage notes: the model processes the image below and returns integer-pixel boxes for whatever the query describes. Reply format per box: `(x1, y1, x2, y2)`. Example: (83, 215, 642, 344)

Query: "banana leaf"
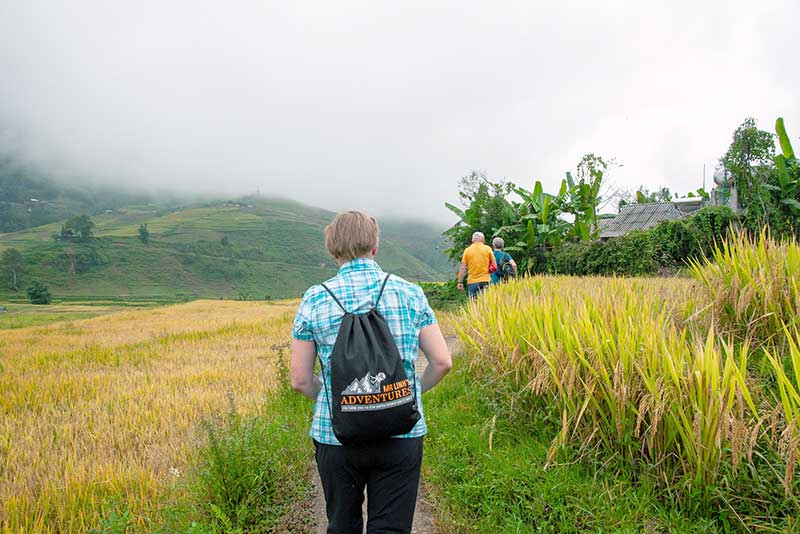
(776, 117, 796, 159)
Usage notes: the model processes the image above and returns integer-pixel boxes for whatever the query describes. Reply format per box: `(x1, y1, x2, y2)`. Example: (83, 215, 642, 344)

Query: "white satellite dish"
(713, 168, 732, 187)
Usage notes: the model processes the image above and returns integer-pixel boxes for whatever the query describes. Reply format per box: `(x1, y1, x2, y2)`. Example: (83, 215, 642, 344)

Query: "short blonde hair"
(324, 211, 380, 261)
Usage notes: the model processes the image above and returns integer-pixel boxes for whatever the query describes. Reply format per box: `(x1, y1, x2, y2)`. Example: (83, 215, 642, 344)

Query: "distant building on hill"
(600, 202, 689, 240)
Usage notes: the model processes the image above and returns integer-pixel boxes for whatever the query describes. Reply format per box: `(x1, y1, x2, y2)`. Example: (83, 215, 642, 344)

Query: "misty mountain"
(380, 219, 455, 276)
(0, 157, 160, 232)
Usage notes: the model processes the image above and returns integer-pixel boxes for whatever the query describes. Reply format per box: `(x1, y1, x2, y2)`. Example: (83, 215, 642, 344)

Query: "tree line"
(0, 214, 154, 304)
(443, 116, 800, 275)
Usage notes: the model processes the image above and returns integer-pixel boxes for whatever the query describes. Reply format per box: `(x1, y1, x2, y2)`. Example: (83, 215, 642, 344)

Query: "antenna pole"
(702, 164, 706, 192)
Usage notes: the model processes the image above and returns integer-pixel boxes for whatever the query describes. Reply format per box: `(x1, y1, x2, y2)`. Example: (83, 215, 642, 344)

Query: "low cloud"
(1, 0, 798, 223)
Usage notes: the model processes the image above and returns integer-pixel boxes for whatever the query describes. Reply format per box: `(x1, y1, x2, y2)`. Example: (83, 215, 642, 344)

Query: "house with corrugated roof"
(599, 167, 741, 240)
(599, 202, 692, 240)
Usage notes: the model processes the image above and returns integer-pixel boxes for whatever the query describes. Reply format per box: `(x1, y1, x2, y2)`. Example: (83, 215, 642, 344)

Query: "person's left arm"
(413, 287, 451, 392)
(290, 339, 321, 400)
(419, 324, 451, 392)
(508, 253, 518, 271)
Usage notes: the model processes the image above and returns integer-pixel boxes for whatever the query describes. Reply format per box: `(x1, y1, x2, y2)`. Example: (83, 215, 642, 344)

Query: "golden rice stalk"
(688, 229, 800, 349)
(0, 300, 295, 533)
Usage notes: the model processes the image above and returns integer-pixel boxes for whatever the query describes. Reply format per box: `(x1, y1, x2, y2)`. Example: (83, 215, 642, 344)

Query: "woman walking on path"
(290, 211, 452, 534)
(490, 237, 517, 284)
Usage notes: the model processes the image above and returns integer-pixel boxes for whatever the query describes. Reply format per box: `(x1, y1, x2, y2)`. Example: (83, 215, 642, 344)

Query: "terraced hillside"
(0, 196, 452, 301)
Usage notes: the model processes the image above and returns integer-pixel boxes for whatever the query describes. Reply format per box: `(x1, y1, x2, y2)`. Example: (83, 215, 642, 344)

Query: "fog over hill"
(0, 157, 454, 301)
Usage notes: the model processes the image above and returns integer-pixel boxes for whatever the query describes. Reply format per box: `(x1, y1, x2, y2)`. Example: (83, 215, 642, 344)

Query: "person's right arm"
(419, 324, 452, 392)
(457, 262, 467, 291)
(290, 288, 319, 399)
(290, 339, 321, 400)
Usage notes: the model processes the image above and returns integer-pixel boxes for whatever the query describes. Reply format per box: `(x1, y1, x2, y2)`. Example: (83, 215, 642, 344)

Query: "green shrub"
(26, 279, 52, 304)
(420, 280, 467, 310)
(687, 206, 738, 255)
(548, 232, 657, 276)
(603, 230, 658, 274)
(649, 219, 701, 267)
(55, 243, 109, 274)
(545, 207, 739, 276)
(547, 242, 588, 275)
(187, 360, 313, 533)
(197, 404, 283, 531)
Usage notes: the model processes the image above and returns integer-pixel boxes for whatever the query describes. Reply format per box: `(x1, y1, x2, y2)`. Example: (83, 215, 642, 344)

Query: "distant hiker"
(457, 231, 497, 299)
(290, 210, 453, 534)
(490, 237, 517, 283)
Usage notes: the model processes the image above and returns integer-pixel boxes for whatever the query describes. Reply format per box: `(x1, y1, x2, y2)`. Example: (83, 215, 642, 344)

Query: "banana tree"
(772, 118, 800, 224)
(563, 153, 607, 241)
(443, 173, 518, 263)
(497, 180, 570, 272)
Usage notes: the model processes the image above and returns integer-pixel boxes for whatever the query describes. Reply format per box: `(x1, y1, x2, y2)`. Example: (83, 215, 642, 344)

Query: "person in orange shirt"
(457, 232, 497, 299)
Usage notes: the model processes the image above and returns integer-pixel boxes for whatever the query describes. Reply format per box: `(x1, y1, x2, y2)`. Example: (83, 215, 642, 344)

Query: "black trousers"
(314, 437, 423, 534)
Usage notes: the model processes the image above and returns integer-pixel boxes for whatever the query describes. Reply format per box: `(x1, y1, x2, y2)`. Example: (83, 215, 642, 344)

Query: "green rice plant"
(766, 324, 800, 494)
(456, 276, 757, 491)
(688, 229, 800, 348)
(422, 360, 722, 532)
(638, 331, 756, 488)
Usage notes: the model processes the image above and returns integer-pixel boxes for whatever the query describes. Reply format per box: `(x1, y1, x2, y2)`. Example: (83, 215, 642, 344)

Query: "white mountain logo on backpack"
(342, 372, 386, 395)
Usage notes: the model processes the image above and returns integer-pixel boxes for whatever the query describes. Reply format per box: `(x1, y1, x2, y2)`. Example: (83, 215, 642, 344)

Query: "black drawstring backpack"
(318, 274, 420, 445)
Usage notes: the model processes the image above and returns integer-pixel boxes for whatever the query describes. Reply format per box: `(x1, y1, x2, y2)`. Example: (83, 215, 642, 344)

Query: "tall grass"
(187, 356, 313, 533)
(689, 231, 800, 494)
(456, 277, 757, 489)
(688, 229, 800, 347)
(422, 361, 724, 532)
(767, 325, 800, 495)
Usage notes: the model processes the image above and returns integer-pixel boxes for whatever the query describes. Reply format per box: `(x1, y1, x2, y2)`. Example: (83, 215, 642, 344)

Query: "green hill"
(0, 196, 450, 301)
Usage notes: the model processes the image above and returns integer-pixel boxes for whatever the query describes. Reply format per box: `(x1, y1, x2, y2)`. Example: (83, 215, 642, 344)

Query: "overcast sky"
(1, 0, 798, 224)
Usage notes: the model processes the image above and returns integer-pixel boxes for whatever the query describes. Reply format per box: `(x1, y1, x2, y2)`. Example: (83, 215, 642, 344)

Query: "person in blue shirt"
(290, 210, 453, 533)
(490, 237, 517, 283)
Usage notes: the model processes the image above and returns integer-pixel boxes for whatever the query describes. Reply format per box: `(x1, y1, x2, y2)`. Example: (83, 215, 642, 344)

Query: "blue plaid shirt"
(291, 258, 437, 445)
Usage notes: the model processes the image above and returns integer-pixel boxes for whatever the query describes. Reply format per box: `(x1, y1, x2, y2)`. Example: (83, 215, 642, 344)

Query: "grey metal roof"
(596, 216, 614, 231)
(600, 202, 686, 239)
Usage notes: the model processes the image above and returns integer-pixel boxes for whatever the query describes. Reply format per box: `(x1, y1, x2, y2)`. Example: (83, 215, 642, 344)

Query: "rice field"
(4, 232, 799, 531)
(0, 300, 295, 533)
(0, 303, 129, 330)
(455, 232, 800, 502)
